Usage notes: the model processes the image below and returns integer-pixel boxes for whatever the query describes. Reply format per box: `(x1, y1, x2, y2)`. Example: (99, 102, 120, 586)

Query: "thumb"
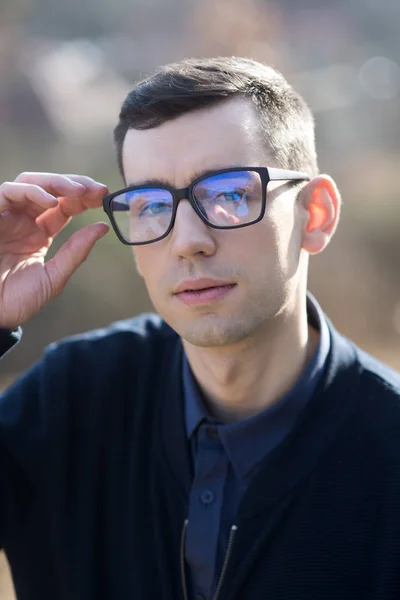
(45, 222, 109, 297)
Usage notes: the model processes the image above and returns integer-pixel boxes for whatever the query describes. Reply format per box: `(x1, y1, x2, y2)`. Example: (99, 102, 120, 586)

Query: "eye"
(217, 189, 247, 204)
(138, 201, 172, 216)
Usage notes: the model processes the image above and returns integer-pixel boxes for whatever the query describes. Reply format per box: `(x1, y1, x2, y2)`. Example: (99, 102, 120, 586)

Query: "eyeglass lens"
(110, 169, 263, 243)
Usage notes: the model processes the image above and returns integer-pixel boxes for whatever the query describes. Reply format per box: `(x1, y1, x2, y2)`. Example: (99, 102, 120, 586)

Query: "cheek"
(234, 218, 281, 259)
(132, 249, 142, 277)
(133, 248, 161, 289)
(268, 201, 300, 255)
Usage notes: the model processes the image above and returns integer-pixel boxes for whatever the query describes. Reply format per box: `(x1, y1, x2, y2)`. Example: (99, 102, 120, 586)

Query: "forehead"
(122, 97, 267, 187)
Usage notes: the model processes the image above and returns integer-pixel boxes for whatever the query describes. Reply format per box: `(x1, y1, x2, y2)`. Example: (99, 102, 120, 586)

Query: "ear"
(298, 175, 341, 255)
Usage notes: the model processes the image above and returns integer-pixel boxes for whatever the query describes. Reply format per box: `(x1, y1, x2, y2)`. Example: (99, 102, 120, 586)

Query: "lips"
(174, 278, 234, 294)
(173, 279, 236, 306)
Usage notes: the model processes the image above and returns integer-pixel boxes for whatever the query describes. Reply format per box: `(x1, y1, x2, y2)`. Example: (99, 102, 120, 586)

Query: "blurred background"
(0, 0, 399, 596)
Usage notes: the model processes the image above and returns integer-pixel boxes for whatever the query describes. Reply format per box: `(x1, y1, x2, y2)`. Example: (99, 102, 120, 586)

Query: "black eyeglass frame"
(103, 166, 311, 246)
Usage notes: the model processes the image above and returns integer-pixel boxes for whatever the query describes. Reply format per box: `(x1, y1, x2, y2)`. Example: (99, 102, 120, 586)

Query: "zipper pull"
(213, 525, 238, 600)
(180, 519, 189, 600)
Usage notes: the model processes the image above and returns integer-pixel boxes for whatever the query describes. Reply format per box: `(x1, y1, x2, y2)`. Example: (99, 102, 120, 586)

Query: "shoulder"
(328, 323, 400, 397)
(327, 324, 400, 456)
(346, 342, 400, 458)
(0, 315, 181, 470)
(41, 312, 180, 377)
(354, 344, 400, 397)
(52, 312, 177, 350)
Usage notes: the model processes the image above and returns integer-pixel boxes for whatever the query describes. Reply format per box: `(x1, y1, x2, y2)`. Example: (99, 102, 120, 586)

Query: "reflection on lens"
(193, 170, 262, 226)
(111, 187, 173, 243)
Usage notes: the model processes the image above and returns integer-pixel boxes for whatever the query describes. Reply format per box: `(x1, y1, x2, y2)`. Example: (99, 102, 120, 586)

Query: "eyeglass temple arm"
(267, 168, 311, 181)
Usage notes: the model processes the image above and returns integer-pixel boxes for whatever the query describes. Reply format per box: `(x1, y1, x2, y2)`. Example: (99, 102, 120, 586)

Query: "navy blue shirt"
(183, 293, 330, 600)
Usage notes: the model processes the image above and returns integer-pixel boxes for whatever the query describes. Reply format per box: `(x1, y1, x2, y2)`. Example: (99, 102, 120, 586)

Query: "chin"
(174, 314, 256, 348)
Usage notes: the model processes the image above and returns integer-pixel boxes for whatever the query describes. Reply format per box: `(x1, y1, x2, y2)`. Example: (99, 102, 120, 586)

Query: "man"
(0, 56, 399, 600)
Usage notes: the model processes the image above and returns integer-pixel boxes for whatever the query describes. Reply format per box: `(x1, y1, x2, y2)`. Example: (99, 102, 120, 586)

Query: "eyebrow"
(126, 165, 241, 189)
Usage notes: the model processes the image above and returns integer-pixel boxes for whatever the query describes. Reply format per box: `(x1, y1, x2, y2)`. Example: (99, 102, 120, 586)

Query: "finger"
(15, 172, 88, 199)
(63, 174, 108, 193)
(44, 222, 109, 296)
(57, 179, 109, 216)
(16, 172, 108, 201)
(0, 182, 58, 215)
(35, 204, 72, 238)
(36, 181, 109, 236)
(56, 195, 102, 217)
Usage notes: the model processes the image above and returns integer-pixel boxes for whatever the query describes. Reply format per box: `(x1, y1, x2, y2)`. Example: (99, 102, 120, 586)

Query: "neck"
(182, 296, 320, 424)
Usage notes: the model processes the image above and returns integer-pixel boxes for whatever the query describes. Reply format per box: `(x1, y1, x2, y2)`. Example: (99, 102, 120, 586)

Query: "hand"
(0, 172, 110, 330)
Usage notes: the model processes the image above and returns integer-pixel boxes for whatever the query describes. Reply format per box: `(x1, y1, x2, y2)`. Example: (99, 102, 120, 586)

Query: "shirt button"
(201, 490, 215, 505)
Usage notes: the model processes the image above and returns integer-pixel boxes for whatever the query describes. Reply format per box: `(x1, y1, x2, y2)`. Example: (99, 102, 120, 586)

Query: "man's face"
(122, 98, 308, 347)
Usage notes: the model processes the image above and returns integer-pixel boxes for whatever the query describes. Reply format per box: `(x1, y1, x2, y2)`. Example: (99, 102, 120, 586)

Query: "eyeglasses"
(103, 166, 310, 245)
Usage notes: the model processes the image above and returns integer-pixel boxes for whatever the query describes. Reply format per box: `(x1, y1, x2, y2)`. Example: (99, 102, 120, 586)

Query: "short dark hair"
(114, 56, 318, 178)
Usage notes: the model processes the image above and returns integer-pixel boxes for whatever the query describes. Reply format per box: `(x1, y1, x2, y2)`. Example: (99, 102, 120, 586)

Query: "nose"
(170, 199, 217, 259)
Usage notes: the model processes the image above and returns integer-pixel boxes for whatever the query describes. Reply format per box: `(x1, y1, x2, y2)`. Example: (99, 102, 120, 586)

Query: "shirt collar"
(182, 347, 211, 438)
(183, 292, 331, 479)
